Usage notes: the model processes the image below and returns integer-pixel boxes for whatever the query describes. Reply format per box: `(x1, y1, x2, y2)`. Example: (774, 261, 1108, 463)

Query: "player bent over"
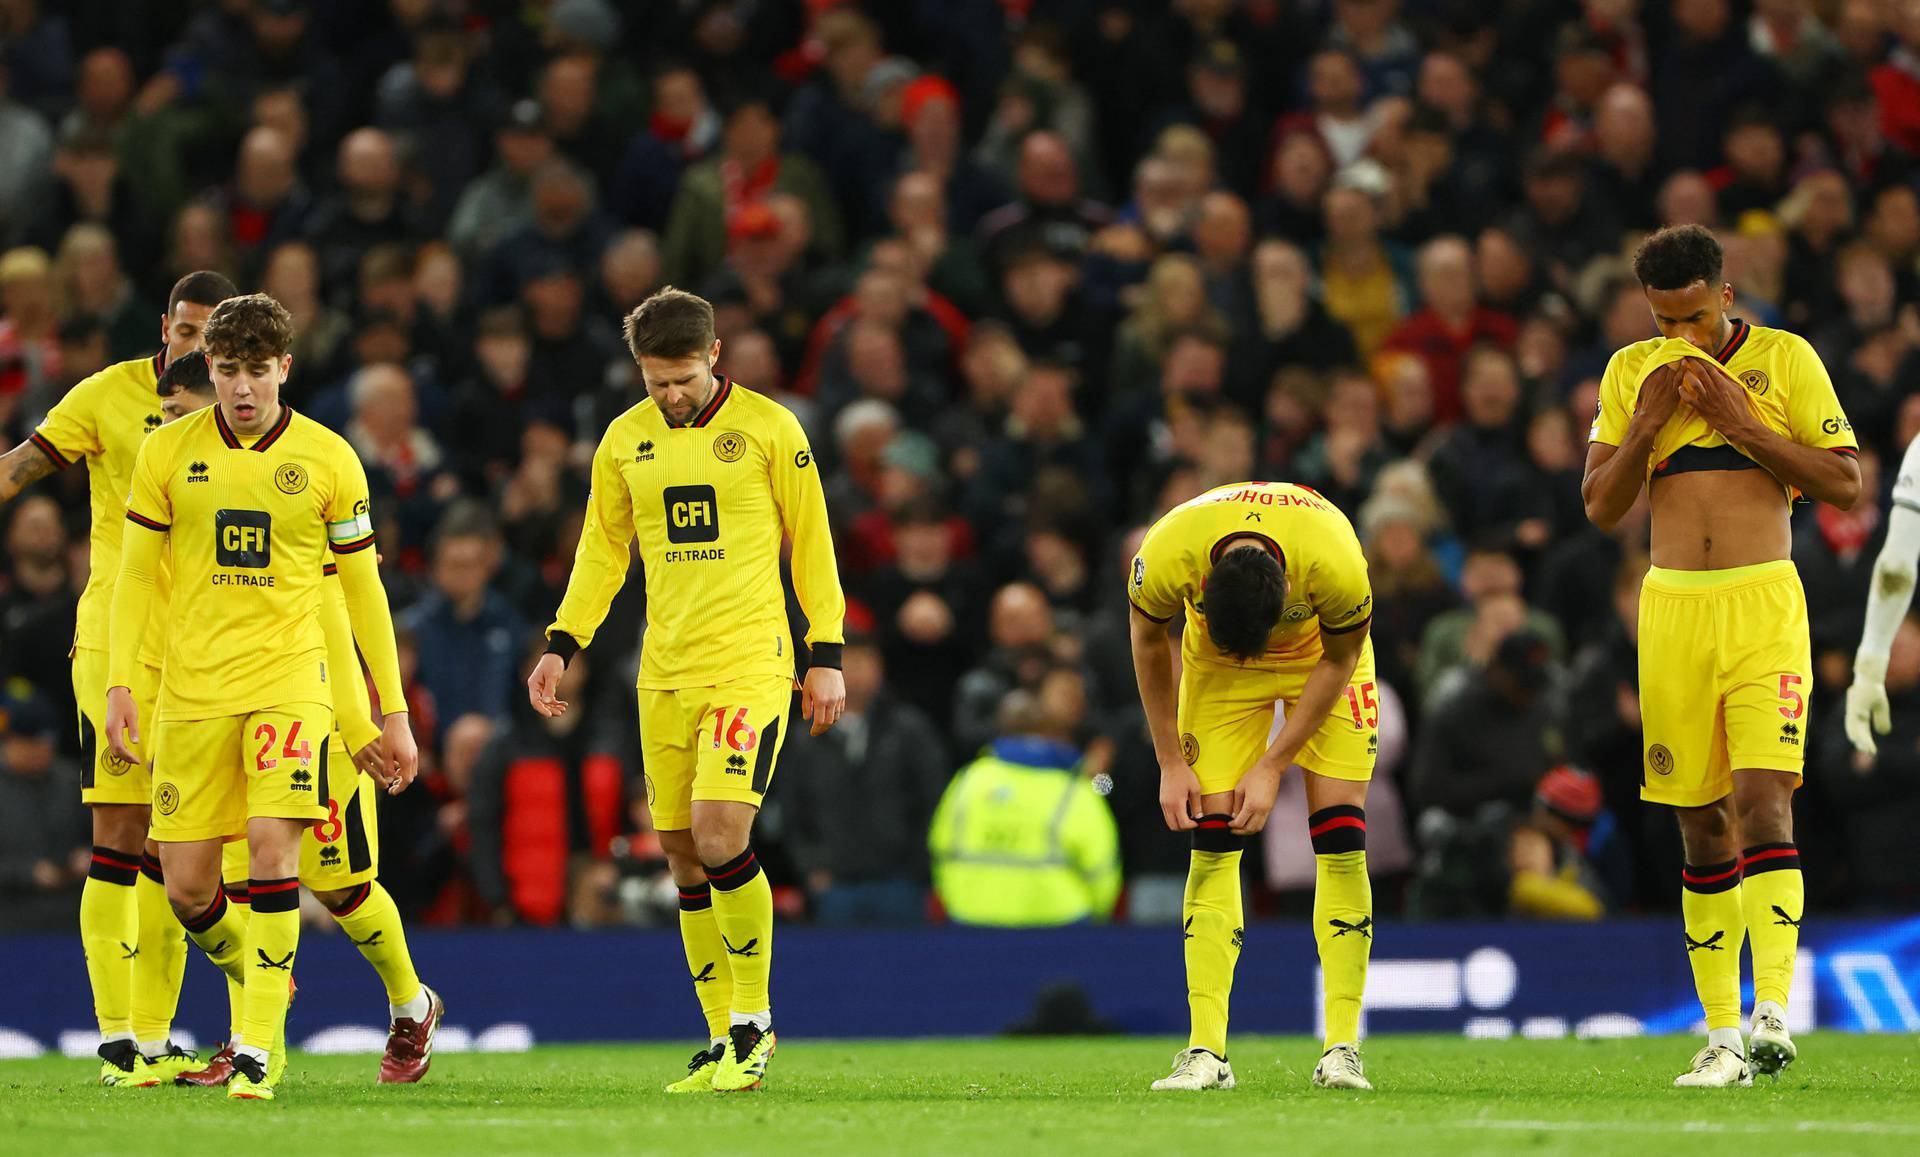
(104, 295, 418, 1100)
(1129, 481, 1378, 1092)
(0, 271, 236, 1085)
(141, 354, 440, 1087)
(529, 288, 845, 1093)
(1583, 226, 1859, 1086)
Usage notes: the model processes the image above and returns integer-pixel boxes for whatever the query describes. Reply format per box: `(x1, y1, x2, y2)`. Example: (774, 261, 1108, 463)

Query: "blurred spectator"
(785, 622, 949, 924)
(259, 240, 348, 395)
(1425, 345, 1538, 546)
(1412, 628, 1564, 820)
(975, 131, 1113, 279)
(929, 686, 1120, 927)
(398, 502, 527, 744)
(0, 58, 53, 246)
(661, 96, 840, 289)
(1415, 548, 1566, 702)
(896, 74, 1009, 235)
(1382, 234, 1518, 423)
(206, 125, 311, 280)
(952, 582, 1056, 756)
(0, 678, 85, 931)
(303, 127, 423, 299)
(1508, 767, 1616, 920)
(1110, 254, 1230, 398)
(51, 222, 154, 361)
(1317, 182, 1408, 358)
(481, 158, 613, 309)
(374, 17, 505, 220)
(1818, 614, 1920, 905)
(0, 245, 58, 403)
(0, 496, 75, 736)
(450, 100, 554, 262)
(610, 64, 720, 233)
(1360, 492, 1463, 699)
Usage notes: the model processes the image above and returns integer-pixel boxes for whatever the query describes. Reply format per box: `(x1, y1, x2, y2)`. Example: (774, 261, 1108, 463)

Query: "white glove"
(1846, 655, 1892, 757)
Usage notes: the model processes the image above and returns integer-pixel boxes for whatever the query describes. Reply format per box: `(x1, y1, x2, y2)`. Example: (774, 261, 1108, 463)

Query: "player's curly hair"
(1632, 224, 1723, 291)
(624, 286, 715, 361)
(201, 293, 295, 362)
(1205, 544, 1287, 662)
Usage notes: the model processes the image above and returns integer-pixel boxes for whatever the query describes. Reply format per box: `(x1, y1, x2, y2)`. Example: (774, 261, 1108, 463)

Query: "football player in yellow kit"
(528, 287, 845, 1093)
(0, 272, 235, 1085)
(1129, 481, 1378, 1092)
(146, 353, 441, 1089)
(104, 294, 419, 1100)
(1583, 225, 1860, 1086)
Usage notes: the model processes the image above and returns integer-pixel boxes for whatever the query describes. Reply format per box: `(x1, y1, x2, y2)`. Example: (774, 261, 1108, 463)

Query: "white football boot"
(1150, 1047, 1235, 1091)
(1673, 1044, 1753, 1088)
(1748, 1004, 1797, 1078)
(1311, 1043, 1372, 1090)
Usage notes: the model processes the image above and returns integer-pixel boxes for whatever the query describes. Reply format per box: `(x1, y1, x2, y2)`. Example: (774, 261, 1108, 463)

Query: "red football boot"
(377, 987, 444, 1083)
(176, 1044, 236, 1087)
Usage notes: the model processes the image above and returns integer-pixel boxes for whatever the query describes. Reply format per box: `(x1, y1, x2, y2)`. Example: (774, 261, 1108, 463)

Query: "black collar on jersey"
(214, 402, 293, 452)
(150, 350, 164, 377)
(1714, 318, 1749, 364)
(1208, 532, 1285, 570)
(666, 375, 733, 429)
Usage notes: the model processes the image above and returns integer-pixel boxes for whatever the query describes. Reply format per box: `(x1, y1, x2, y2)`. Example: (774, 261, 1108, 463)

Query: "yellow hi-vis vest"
(928, 738, 1122, 927)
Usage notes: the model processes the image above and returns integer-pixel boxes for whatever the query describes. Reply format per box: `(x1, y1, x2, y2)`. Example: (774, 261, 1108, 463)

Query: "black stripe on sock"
(1192, 813, 1243, 853)
(140, 853, 164, 885)
(226, 880, 252, 905)
(249, 876, 300, 914)
(1308, 805, 1368, 855)
(1682, 859, 1742, 895)
(703, 848, 762, 892)
(1741, 842, 1801, 876)
(678, 883, 714, 912)
(88, 847, 139, 886)
(182, 888, 229, 933)
(327, 882, 372, 916)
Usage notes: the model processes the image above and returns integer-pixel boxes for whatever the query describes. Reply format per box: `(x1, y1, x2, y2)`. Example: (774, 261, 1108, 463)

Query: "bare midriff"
(1648, 468, 1791, 570)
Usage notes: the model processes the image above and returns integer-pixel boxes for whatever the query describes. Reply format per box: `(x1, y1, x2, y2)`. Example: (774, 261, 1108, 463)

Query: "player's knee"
(309, 886, 351, 912)
(1675, 803, 1736, 861)
(165, 877, 219, 921)
(693, 828, 747, 869)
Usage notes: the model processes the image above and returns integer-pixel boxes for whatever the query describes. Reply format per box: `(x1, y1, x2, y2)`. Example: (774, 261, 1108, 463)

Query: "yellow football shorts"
(216, 737, 375, 889)
(1638, 560, 1810, 807)
(74, 647, 160, 806)
(1176, 636, 1378, 794)
(638, 674, 794, 831)
(149, 703, 334, 842)
(301, 758, 380, 889)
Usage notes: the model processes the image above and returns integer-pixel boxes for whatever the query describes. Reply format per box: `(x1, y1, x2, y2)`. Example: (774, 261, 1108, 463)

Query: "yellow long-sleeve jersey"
(548, 377, 845, 687)
(108, 403, 405, 721)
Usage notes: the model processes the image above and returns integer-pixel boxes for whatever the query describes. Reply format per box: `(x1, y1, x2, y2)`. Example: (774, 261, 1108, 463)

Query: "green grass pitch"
(5, 1035, 1918, 1156)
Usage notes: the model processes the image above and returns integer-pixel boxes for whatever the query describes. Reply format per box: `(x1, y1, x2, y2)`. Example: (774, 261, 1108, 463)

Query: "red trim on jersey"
(1831, 446, 1858, 458)
(684, 375, 733, 429)
(249, 404, 293, 452)
(28, 432, 70, 468)
(1207, 531, 1284, 567)
(329, 534, 376, 555)
(126, 510, 169, 532)
(1715, 318, 1749, 364)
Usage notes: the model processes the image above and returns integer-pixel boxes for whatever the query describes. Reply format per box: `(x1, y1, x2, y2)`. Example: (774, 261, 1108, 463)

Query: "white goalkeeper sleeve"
(1848, 433, 1920, 754)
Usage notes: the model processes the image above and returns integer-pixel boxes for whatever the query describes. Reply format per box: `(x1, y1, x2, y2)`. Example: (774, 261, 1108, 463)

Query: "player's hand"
(1629, 361, 1685, 431)
(352, 737, 390, 789)
(527, 652, 568, 717)
(802, 666, 846, 735)
(104, 685, 142, 768)
(1845, 678, 1891, 757)
(379, 713, 419, 795)
(1229, 760, 1283, 836)
(1676, 357, 1755, 444)
(1157, 760, 1203, 831)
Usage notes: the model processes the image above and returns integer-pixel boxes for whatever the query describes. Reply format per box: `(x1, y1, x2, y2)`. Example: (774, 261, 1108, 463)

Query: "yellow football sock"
(221, 849, 249, 1041)
(328, 882, 422, 1007)
(1183, 816, 1244, 1058)
(240, 877, 300, 1055)
(704, 848, 772, 1019)
(678, 883, 733, 1039)
(1681, 860, 1747, 1030)
(1309, 805, 1372, 1048)
(129, 856, 187, 1044)
(80, 846, 141, 1037)
(181, 883, 250, 991)
(1740, 843, 1804, 1010)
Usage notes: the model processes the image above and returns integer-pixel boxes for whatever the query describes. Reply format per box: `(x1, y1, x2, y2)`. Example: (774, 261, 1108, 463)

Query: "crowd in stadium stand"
(4, 0, 1920, 931)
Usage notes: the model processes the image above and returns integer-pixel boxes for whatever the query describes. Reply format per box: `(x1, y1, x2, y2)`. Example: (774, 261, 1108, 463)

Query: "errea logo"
(187, 461, 210, 482)
(144, 414, 162, 432)
(635, 440, 656, 462)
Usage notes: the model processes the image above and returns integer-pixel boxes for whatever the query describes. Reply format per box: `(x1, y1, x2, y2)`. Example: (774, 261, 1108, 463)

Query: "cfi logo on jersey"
(634, 440, 656, 462)
(713, 431, 746, 463)
(1739, 369, 1769, 396)
(275, 463, 308, 495)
